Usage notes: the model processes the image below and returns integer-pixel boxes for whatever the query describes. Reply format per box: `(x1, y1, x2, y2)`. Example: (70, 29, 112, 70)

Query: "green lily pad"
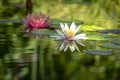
(100, 43, 120, 49)
(25, 29, 57, 38)
(80, 25, 105, 31)
(111, 40, 120, 45)
(85, 50, 112, 55)
(87, 34, 114, 41)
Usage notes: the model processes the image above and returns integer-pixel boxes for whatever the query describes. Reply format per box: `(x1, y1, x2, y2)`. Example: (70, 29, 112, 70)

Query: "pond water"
(0, 0, 120, 80)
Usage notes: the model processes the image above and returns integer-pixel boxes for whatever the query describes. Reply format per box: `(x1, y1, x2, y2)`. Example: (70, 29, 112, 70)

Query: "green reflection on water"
(0, 0, 120, 80)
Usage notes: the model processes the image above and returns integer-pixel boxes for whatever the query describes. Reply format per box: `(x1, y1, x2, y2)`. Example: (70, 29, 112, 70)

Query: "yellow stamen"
(34, 17, 43, 22)
(67, 29, 74, 35)
(66, 29, 75, 38)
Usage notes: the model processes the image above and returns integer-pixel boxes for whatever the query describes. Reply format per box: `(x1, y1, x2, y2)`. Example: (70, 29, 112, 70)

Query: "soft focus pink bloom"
(23, 13, 52, 32)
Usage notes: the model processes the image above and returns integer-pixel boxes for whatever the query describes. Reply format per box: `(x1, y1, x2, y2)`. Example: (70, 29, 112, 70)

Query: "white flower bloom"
(50, 22, 88, 52)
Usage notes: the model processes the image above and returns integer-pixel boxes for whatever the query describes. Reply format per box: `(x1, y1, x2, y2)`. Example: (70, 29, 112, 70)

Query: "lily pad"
(87, 34, 114, 41)
(25, 29, 57, 38)
(111, 40, 120, 45)
(0, 20, 23, 23)
(100, 43, 120, 49)
(98, 29, 120, 34)
(80, 25, 105, 31)
(85, 50, 112, 55)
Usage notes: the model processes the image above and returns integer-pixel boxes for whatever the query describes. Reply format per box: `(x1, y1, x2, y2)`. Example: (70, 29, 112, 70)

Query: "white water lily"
(50, 22, 88, 52)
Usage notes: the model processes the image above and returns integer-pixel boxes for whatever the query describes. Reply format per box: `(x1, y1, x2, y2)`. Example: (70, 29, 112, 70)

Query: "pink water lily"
(23, 13, 52, 32)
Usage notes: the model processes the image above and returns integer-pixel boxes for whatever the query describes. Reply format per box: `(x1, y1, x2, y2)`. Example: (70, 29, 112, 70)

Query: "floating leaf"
(100, 43, 120, 49)
(52, 23, 60, 28)
(80, 25, 105, 31)
(85, 50, 112, 55)
(63, 0, 91, 5)
(111, 40, 120, 45)
(0, 20, 23, 23)
(25, 29, 57, 38)
(98, 29, 120, 34)
(87, 34, 114, 41)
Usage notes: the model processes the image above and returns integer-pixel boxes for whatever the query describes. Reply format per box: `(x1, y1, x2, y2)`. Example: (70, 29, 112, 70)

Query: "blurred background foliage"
(0, 0, 120, 80)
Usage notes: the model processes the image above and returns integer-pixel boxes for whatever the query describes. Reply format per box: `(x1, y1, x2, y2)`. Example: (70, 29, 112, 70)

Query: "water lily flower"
(23, 13, 52, 32)
(50, 22, 88, 52)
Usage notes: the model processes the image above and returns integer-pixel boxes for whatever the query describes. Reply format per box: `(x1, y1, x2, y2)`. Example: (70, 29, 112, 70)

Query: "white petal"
(76, 33, 86, 37)
(75, 25, 81, 34)
(59, 42, 65, 51)
(60, 23, 65, 31)
(63, 30, 68, 36)
(64, 45, 68, 52)
(73, 42, 80, 52)
(49, 36, 59, 38)
(56, 30, 64, 36)
(49, 36, 63, 40)
(74, 33, 88, 40)
(70, 22, 76, 31)
(56, 37, 63, 40)
(74, 37, 88, 40)
(64, 23, 69, 30)
(69, 44, 75, 52)
(76, 41, 85, 46)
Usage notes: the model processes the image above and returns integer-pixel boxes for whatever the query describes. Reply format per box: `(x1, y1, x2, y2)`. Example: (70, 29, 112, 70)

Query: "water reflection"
(0, 0, 120, 80)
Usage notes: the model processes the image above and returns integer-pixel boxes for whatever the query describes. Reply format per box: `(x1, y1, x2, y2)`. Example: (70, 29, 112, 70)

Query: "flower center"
(66, 29, 75, 38)
(34, 16, 44, 22)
